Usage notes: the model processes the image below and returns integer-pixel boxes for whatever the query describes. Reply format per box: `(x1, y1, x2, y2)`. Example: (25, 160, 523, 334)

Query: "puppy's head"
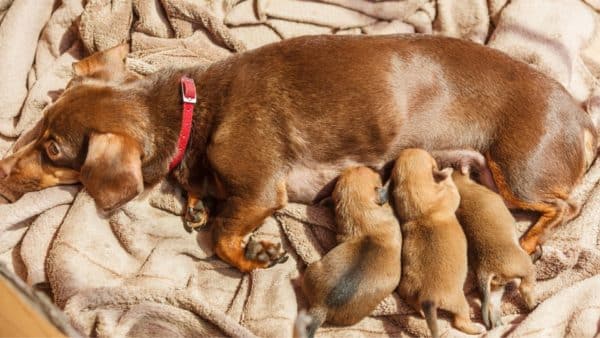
(0, 44, 150, 211)
(333, 166, 386, 211)
(391, 148, 459, 220)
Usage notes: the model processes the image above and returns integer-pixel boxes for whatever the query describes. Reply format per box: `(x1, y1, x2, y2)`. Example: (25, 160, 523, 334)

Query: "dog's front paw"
(245, 238, 288, 267)
(185, 199, 209, 230)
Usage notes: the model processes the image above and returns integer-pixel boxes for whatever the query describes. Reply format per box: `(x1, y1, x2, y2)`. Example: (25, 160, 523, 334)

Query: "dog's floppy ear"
(433, 167, 453, 183)
(72, 43, 129, 81)
(80, 132, 143, 212)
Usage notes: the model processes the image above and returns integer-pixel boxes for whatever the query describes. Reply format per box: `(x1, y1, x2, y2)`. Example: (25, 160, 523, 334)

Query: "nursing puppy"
(392, 149, 481, 338)
(452, 170, 536, 329)
(300, 166, 401, 338)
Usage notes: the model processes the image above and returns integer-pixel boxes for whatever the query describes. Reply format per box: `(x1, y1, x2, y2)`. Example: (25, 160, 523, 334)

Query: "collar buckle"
(181, 76, 197, 104)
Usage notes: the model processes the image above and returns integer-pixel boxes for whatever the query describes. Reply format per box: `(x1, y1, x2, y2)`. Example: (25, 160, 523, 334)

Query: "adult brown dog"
(0, 35, 596, 272)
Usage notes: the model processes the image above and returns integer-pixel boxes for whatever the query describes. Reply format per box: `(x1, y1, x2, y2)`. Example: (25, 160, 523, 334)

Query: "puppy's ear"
(80, 132, 143, 212)
(433, 167, 453, 183)
(72, 43, 129, 81)
(375, 180, 390, 205)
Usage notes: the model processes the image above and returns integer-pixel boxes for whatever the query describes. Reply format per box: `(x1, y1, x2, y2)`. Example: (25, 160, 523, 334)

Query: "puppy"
(452, 170, 536, 329)
(392, 148, 481, 338)
(300, 166, 401, 338)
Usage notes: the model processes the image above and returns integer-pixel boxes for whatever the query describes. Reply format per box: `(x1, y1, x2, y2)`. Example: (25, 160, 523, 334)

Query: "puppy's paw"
(490, 308, 503, 329)
(454, 317, 485, 335)
(245, 238, 288, 267)
(294, 310, 313, 338)
(482, 303, 502, 330)
(523, 293, 538, 311)
(185, 199, 209, 230)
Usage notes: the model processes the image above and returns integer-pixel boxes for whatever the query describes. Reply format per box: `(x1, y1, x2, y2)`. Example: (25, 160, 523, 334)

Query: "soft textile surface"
(1, 0, 600, 337)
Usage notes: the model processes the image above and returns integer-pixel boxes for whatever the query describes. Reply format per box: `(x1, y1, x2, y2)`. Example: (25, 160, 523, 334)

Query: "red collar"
(168, 76, 196, 171)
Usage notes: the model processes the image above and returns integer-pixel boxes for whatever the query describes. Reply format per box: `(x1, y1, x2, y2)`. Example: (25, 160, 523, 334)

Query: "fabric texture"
(1, 0, 600, 337)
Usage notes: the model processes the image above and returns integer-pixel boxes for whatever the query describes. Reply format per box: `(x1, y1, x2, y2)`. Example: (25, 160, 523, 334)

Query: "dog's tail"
(422, 300, 439, 338)
(294, 307, 326, 338)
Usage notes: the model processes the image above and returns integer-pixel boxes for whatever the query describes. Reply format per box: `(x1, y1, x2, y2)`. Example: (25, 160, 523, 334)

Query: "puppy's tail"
(422, 300, 439, 338)
(294, 307, 326, 338)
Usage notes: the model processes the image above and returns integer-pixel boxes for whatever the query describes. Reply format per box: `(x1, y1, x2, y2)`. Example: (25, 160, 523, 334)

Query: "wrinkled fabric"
(1, 0, 600, 337)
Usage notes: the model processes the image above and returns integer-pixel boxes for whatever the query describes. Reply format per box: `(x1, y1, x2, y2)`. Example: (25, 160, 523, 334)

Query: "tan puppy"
(300, 166, 401, 337)
(452, 170, 536, 329)
(392, 148, 481, 338)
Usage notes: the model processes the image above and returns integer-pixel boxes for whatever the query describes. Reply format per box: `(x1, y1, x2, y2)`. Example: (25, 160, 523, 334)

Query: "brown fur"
(392, 149, 482, 338)
(452, 170, 536, 329)
(301, 166, 401, 338)
(0, 34, 597, 271)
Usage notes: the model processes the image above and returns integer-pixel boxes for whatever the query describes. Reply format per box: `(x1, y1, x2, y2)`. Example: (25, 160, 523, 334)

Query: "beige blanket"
(2, 0, 600, 337)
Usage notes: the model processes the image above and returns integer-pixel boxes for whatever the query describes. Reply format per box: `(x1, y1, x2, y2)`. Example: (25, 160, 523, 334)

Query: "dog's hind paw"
(185, 199, 210, 230)
(245, 238, 288, 267)
(530, 245, 543, 263)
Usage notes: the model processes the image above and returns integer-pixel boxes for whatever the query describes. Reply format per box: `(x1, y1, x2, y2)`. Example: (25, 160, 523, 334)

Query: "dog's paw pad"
(257, 252, 270, 263)
(245, 239, 288, 267)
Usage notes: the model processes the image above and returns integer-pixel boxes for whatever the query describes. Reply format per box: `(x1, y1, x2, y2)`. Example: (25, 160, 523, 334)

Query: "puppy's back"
(399, 215, 467, 304)
(303, 234, 400, 325)
(452, 172, 526, 268)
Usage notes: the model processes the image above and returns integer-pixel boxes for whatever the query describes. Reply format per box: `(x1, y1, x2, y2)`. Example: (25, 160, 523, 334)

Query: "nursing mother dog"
(0, 34, 596, 273)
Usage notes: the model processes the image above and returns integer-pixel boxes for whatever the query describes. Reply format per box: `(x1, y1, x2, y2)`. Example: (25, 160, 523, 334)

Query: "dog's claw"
(268, 254, 289, 267)
(266, 243, 280, 256)
(245, 238, 288, 268)
(185, 199, 209, 230)
(530, 245, 543, 263)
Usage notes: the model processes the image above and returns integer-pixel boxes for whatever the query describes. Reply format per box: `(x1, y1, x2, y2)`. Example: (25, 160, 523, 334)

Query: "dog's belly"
(285, 160, 384, 204)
